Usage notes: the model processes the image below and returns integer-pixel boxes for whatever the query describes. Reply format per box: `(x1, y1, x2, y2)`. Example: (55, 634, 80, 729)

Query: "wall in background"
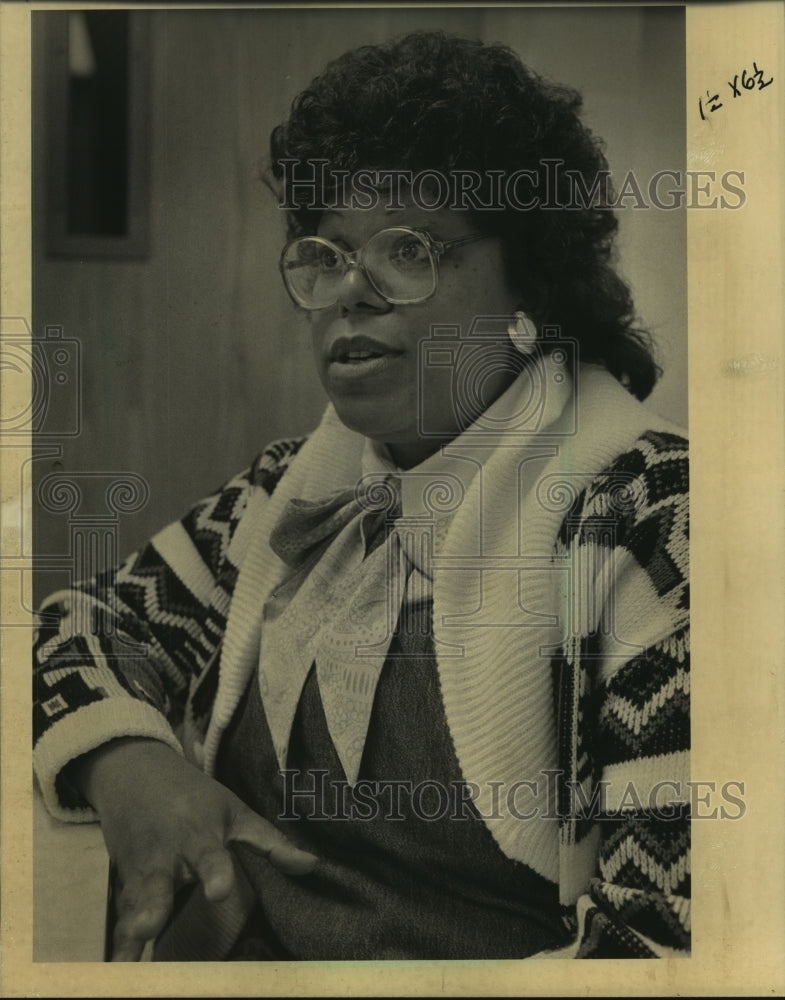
(33, 7, 686, 600)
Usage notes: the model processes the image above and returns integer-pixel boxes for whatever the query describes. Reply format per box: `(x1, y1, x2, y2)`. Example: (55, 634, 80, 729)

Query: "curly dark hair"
(268, 30, 660, 399)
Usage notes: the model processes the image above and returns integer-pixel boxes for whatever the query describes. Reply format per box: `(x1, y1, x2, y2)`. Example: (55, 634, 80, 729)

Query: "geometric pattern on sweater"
(34, 440, 310, 736)
(559, 430, 689, 608)
(598, 628, 690, 766)
(599, 809, 690, 896)
(33, 429, 688, 958)
(576, 872, 691, 957)
(33, 472, 254, 731)
(550, 428, 689, 956)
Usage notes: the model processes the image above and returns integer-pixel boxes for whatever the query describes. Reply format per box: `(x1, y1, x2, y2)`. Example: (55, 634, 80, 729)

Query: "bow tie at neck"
(259, 471, 441, 786)
(268, 474, 403, 570)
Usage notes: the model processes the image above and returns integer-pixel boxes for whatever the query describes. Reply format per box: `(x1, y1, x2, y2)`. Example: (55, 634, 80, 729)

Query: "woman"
(33, 31, 690, 960)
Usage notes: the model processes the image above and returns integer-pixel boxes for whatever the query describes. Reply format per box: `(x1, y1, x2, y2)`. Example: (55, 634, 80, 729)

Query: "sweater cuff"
(34, 698, 184, 823)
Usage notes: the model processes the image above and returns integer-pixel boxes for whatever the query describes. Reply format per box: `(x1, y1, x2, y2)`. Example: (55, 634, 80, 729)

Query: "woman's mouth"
(327, 337, 403, 378)
(342, 349, 385, 364)
(329, 336, 400, 362)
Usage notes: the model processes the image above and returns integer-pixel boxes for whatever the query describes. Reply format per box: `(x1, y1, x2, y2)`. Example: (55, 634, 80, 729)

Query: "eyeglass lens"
(282, 228, 437, 308)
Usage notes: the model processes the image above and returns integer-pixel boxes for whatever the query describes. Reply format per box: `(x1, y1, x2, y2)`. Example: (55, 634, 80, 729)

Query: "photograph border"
(2, 1, 785, 996)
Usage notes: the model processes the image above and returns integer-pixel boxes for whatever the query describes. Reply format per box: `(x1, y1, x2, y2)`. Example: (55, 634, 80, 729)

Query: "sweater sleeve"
(572, 629, 691, 958)
(549, 429, 691, 958)
(33, 439, 305, 822)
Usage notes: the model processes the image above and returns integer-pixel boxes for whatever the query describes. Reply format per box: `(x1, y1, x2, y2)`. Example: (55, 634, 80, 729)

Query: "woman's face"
(307, 200, 521, 468)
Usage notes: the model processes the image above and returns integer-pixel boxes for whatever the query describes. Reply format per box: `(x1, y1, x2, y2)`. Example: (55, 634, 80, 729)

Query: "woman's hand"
(72, 737, 317, 961)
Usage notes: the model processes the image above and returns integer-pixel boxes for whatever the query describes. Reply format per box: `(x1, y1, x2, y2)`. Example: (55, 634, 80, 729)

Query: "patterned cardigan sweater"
(33, 409, 690, 960)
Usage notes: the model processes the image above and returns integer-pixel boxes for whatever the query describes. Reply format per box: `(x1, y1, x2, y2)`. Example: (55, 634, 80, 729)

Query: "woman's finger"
(227, 807, 318, 876)
(110, 869, 175, 962)
(188, 844, 237, 903)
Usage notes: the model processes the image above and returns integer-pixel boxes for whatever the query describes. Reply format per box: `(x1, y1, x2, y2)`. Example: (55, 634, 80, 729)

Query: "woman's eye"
(391, 238, 429, 267)
(319, 247, 342, 270)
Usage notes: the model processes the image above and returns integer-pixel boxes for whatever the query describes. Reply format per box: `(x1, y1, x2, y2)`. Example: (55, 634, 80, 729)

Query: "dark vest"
(214, 601, 569, 960)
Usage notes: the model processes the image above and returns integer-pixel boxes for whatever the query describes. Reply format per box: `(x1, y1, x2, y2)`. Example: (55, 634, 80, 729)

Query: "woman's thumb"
(228, 808, 318, 875)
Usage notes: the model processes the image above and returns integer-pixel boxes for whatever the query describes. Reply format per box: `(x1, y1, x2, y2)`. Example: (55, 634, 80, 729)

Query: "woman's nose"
(335, 262, 389, 312)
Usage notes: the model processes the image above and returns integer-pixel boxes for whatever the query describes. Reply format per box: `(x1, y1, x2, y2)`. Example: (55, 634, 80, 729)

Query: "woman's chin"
(331, 398, 407, 440)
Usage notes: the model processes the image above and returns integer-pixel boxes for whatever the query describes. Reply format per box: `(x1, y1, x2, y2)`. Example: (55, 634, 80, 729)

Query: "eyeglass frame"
(279, 226, 491, 309)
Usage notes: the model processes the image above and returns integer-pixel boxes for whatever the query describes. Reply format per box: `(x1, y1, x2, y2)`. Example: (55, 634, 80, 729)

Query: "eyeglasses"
(279, 226, 489, 310)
